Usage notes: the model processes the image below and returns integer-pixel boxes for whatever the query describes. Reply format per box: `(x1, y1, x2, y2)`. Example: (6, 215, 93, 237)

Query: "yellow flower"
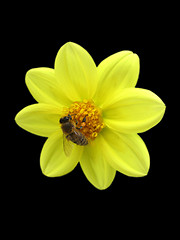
(15, 42, 165, 190)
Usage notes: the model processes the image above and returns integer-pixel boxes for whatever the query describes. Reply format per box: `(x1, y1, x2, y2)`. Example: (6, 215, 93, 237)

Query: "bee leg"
(68, 114, 72, 120)
(76, 126, 82, 130)
(82, 114, 88, 123)
(82, 117, 86, 123)
(76, 115, 88, 130)
(66, 135, 71, 140)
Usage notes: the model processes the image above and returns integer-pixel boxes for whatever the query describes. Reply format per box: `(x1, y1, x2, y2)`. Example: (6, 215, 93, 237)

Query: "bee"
(60, 114, 88, 156)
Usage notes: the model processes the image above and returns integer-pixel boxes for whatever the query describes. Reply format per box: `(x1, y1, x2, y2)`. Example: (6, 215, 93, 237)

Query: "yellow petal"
(101, 128, 150, 177)
(55, 42, 97, 102)
(26, 67, 71, 107)
(103, 88, 166, 134)
(93, 51, 139, 107)
(15, 103, 62, 137)
(80, 137, 116, 190)
(40, 131, 82, 177)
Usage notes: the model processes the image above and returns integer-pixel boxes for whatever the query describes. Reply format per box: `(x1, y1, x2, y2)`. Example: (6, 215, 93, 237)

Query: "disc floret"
(63, 100, 104, 141)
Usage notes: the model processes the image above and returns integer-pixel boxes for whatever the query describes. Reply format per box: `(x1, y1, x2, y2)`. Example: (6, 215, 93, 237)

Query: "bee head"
(60, 114, 72, 124)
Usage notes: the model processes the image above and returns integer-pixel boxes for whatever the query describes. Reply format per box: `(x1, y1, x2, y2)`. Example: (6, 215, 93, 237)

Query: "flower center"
(62, 99, 104, 141)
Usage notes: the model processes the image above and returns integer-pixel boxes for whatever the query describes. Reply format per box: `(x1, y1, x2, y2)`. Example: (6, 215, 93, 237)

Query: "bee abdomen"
(67, 132, 88, 146)
(79, 136, 88, 146)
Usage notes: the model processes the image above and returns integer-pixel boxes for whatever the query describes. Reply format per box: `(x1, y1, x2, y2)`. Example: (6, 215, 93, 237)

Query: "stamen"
(62, 100, 105, 141)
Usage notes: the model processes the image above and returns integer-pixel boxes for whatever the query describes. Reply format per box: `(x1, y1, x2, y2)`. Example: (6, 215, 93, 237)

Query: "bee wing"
(63, 134, 74, 157)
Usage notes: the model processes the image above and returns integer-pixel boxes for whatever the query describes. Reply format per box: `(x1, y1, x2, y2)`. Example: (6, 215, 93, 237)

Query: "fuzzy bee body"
(60, 115, 88, 156)
(66, 131, 88, 145)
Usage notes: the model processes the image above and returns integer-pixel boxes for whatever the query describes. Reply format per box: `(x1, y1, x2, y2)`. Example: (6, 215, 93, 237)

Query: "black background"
(6, 3, 174, 237)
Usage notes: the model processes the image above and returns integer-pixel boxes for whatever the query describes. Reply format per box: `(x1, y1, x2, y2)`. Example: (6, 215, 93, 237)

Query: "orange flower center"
(62, 99, 105, 141)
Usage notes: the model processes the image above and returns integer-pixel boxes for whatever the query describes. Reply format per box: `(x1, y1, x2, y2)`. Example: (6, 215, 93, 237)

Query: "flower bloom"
(15, 42, 165, 190)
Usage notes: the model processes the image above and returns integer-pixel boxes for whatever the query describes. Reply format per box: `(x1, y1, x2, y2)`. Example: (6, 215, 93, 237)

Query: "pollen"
(62, 100, 105, 141)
